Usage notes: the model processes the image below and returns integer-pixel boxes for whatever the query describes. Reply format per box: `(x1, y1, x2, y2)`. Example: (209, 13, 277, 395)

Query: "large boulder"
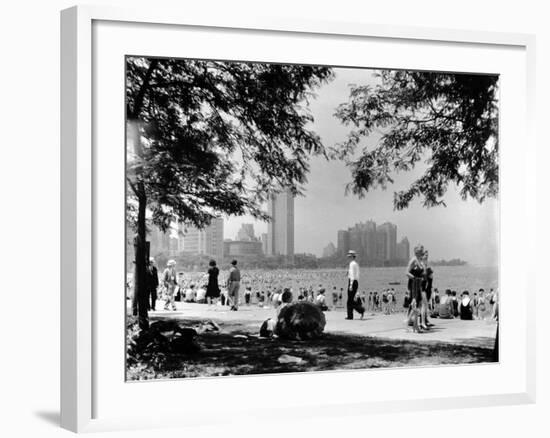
(275, 301, 326, 340)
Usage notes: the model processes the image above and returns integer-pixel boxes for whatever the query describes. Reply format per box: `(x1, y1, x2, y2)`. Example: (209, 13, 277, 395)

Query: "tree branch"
(128, 59, 159, 119)
(126, 177, 140, 197)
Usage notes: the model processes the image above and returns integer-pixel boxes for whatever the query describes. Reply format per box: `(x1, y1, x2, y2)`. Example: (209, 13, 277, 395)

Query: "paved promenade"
(146, 301, 498, 349)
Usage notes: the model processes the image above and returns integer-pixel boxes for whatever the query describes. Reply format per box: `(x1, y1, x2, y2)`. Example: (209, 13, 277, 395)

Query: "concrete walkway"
(146, 302, 498, 349)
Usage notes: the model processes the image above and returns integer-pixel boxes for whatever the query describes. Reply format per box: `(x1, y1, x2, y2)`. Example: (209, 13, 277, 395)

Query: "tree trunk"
(129, 119, 149, 331)
(127, 61, 159, 332)
(134, 189, 149, 331)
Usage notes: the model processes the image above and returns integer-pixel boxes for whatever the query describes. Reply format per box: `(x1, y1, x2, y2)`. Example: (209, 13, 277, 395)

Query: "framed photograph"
(61, 5, 536, 432)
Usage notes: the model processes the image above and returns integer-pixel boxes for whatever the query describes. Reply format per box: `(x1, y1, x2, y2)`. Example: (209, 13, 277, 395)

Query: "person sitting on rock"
(279, 288, 293, 312)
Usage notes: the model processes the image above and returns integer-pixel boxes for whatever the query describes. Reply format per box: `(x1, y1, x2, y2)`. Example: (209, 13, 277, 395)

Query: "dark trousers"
(149, 288, 157, 310)
(347, 279, 362, 319)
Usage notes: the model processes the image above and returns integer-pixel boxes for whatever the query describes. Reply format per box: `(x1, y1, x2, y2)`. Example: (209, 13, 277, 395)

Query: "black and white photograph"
(2, 0, 548, 435)
(125, 56, 499, 381)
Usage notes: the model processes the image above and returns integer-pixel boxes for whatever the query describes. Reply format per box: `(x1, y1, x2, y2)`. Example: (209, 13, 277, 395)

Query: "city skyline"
(143, 68, 498, 267)
(336, 220, 409, 265)
(225, 68, 499, 267)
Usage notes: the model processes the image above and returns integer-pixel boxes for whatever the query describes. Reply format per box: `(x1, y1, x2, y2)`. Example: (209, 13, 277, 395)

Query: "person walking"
(227, 259, 241, 311)
(146, 257, 159, 311)
(162, 259, 178, 311)
(205, 259, 221, 307)
(345, 250, 364, 320)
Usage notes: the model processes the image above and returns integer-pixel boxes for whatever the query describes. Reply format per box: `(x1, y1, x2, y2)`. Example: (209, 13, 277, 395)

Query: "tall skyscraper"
(363, 220, 378, 263)
(267, 189, 294, 257)
(148, 225, 176, 256)
(349, 225, 363, 255)
(340, 221, 377, 263)
(181, 217, 224, 261)
(338, 220, 404, 265)
(236, 223, 256, 241)
(377, 222, 397, 262)
(397, 237, 410, 263)
(376, 228, 387, 261)
(337, 229, 350, 256)
(322, 242, 337, 258)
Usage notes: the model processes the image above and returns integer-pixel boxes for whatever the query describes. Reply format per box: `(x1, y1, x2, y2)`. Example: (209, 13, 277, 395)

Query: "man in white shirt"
(346, 250, 364, 320)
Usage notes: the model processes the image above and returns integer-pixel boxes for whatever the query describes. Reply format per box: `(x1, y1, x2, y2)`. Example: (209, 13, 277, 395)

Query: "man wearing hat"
(162, 259, 178, 311)
(346, 250, 364, 320)
(146, 257, 159, 311)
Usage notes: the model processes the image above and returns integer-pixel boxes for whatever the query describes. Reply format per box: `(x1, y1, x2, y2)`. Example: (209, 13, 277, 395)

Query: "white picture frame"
(60, 4, 536, 433)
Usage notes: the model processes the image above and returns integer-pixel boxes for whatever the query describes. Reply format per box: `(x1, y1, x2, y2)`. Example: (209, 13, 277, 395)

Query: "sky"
(224, 68, 499, 266)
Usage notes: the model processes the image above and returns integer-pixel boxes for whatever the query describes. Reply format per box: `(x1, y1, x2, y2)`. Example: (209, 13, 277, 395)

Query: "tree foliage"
(333, 71, 499, 209)
(127, 57, 334, 232)
(126, 57, 333, 329)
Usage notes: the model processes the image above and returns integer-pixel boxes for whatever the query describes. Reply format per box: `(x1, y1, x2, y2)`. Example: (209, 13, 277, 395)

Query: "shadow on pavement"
(128, 317, 498, 380)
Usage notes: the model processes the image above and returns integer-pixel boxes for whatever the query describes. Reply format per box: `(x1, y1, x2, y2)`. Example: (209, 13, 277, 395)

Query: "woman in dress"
(205, 259, 220, 307)
(406, 244, 427, 331)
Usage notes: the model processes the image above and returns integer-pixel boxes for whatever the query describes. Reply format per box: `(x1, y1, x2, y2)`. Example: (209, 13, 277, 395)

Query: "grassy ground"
(127, 315, 497, 381)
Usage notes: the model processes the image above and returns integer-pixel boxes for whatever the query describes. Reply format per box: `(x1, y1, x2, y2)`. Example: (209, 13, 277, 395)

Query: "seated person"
(276, 288, 293, 316)
(314, 288, 328, 311)
(451, 291, 459, 317)
(184, 284, 196, 302)
(281, 288, 293, 304)
(437, 289, 454, 319)
(459, 291, 474, 320)
(271, 288, 282, 309)
(433, 289, 440, 305)
(195, 284, 207, 304)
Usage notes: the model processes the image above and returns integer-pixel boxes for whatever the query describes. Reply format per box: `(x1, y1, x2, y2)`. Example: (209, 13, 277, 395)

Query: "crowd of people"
(404, 244, 498, 333)
(129, 249, 498, 333)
